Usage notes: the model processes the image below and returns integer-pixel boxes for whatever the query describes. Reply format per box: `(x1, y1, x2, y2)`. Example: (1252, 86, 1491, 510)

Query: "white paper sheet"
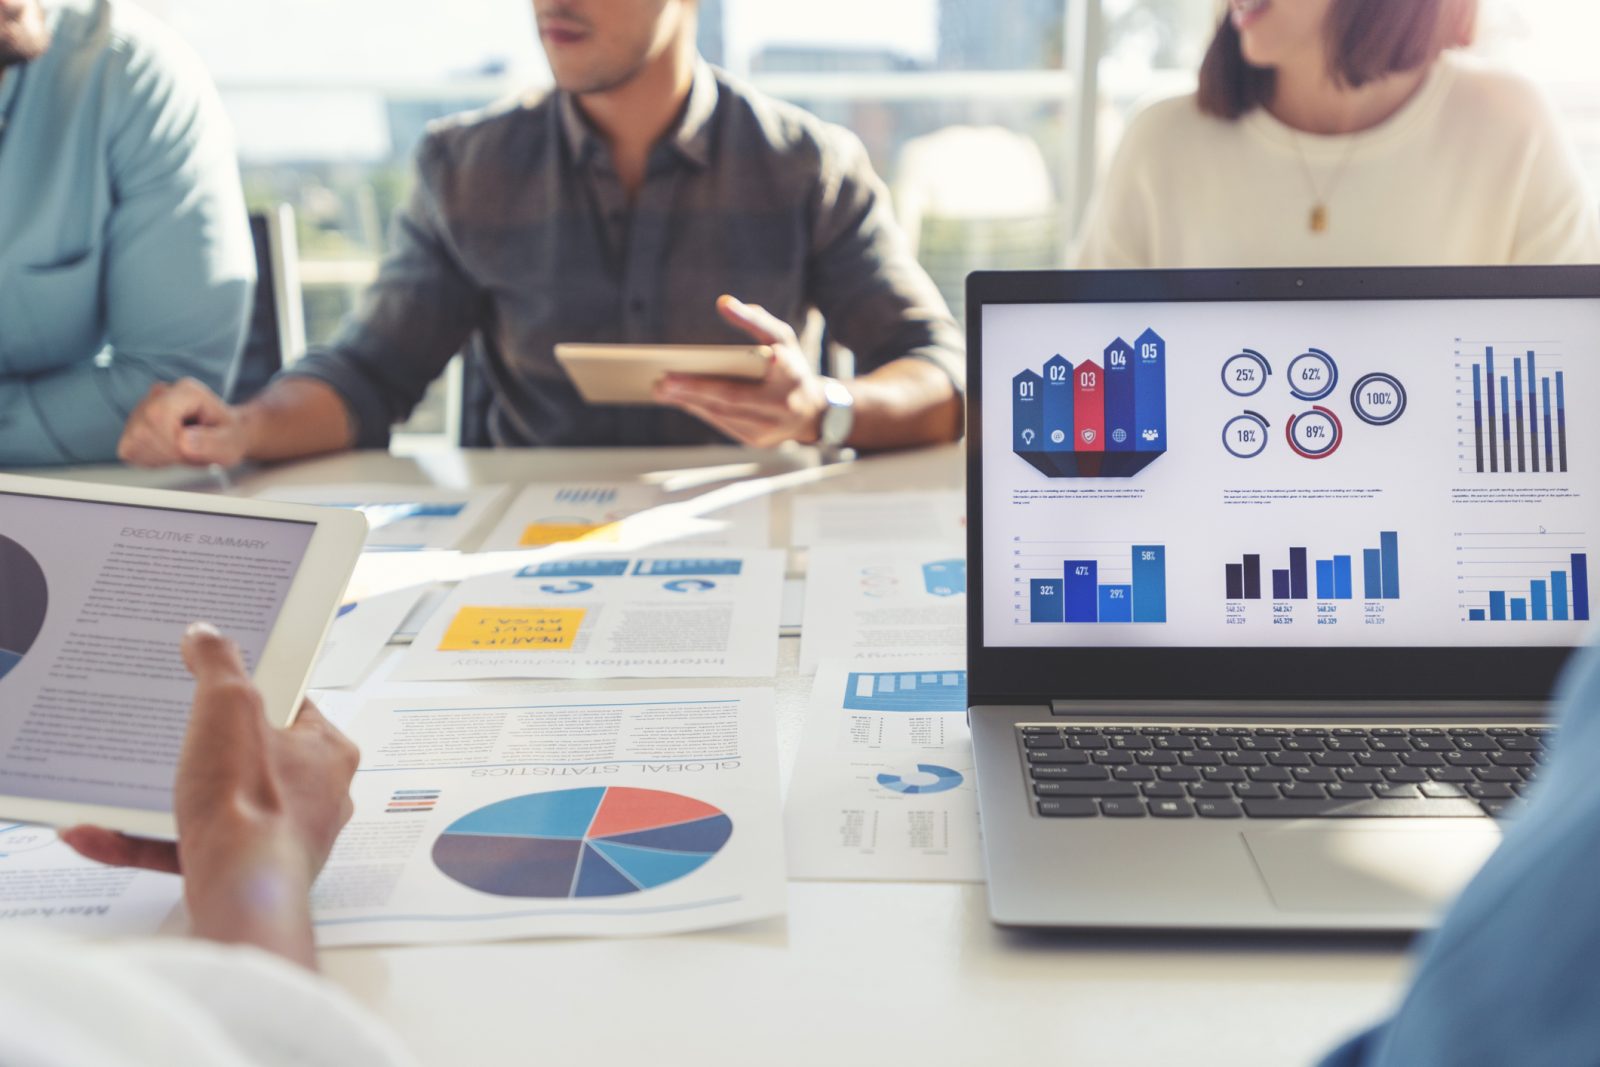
(789, 490, 964, 547)
(256, 484, 510, 551)
(0, 823, 182, 936)
(311, 688, 786, 946)
(478, 482, 770, 552)
(310, 585, 430, 689)
(785, 658, 981, 883)
(799, 543, 967, 672)
(395, 550, 786, 681)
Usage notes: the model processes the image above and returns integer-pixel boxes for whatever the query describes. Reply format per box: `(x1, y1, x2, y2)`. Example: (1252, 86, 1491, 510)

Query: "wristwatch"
(816, 376, 856, 449)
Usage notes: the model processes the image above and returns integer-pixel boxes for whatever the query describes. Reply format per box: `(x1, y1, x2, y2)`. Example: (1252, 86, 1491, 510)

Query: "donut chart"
(431, 787, 732, 898)
(0, 535, 47, 682)
(877, 764, 965, 795)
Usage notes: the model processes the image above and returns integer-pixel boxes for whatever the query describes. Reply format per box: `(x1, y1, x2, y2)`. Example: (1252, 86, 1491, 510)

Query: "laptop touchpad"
(1243, 828, 1501, 913)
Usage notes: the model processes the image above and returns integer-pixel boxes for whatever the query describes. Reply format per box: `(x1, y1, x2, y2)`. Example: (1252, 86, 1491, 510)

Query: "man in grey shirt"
(118, 0, 964, 466)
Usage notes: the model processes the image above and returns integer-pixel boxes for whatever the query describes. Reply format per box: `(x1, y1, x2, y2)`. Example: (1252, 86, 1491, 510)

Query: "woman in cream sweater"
(1077, 0, 1600, 268)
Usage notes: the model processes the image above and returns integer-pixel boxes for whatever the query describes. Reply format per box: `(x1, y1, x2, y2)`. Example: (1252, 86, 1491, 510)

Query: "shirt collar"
(558, 59, 719, 170)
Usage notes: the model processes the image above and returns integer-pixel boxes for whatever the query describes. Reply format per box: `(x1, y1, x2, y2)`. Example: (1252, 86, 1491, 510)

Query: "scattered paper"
(0, 823, 182, 936)
(256, 484, 510, 551)
(786, 658, 981, 883)
(799, 543, 967, 673)
(312, 688, 786, 946)
(395, 551, 786, 681)
(478, 482, 770, 553)
(789, 490, 963, 547)
(310, 585, 430, 689)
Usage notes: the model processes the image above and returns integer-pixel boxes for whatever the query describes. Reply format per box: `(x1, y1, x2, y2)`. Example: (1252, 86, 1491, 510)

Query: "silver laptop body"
(965, 266, 1596, 931)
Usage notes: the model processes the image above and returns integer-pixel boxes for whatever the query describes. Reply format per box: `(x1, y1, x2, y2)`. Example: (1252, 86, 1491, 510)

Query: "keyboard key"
(1188, 782, 1234, 799)
(1113, 765, 1156, 783)
(1375, 784, 1422, 800)
(1157, 766, 1202, 783)
(1092, 751, 1134, 765)
(1455, 736, 1499, 751)
(1369, 737, 1413, 752)
(1234, 782, 1280, 800)
(1238, 737, 1281, 751)
(1326, 782, 1374, 801)
(1489, 751, 1535, 767)
(1399, 752, 1446, 768)
(1148, 799, 1195, 818)
(1141, 782, 1188, 799)
(1411, 736, 1455, 752)
(1500, 737, 1542, 751)
(1267, 751, 1312, 767)
(1467, 783, 1515, 800)
(1196, 737, 1237, 751)
(1430, 767, 1476, 783)
(1356, 752, 1402, 767)
(1476, 767, 1522, 783)
(1196, 799, 1243, 818)
(1032, 765, 1111, 780)
(1203, 766, 1247, 783)
(1135, 751, 1180, 766)
(1037, 799, 1098, 817)
(1480, 800, 1515, 819)
(1225, 751, 1269, 767)
(1383, 767, 1428, 784)
(1312, 752, 1357, 767)
(1100, 799, 1146, 817)
(1242, 798, 1483, 818)
(1067, 735, 1109, 749)
(1027, 750, 1090, 764)
(1281, 783, 1328, 800)
(1339, 767, 1385, 783)
(1024, 735, 1066, 749)
(1293, 767, 1339, 784)
(1153, 736, 1195, 751)
(1326, 737, 1369, 752)
(1283, 737, 1326, 752)
(1037, 782, 1140, 798)
(1249, 766, 1294, 783)
(1294, 727, 1330, 736)
(1421, 782, 1470, 799)
(1022, 726, 1061, 734)
(1218, 727, 1251, 737)
(1445, 751, 1491, 767)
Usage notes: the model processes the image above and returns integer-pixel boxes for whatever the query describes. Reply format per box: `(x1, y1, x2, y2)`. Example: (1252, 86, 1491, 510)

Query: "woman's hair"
(1197, 0, 1478, 119)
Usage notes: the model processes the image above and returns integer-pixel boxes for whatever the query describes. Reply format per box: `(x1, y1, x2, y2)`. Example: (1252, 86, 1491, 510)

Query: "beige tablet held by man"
(555, 343, 773, 405)
(0, 474, 367, 839)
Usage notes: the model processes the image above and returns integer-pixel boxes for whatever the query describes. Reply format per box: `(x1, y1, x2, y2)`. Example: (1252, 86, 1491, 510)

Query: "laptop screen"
(973, 273, 1597, 700)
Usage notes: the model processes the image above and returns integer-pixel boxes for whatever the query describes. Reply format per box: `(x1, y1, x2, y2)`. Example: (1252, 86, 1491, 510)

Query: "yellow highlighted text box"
(439, 606, 585, 652)
(519, 522, 622, 546)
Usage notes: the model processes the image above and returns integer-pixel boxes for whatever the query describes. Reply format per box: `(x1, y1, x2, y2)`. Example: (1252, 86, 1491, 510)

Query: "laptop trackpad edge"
(1243, 826, 1501, 914)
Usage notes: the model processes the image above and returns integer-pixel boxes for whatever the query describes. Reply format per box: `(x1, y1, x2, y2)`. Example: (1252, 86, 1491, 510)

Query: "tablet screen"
(0, 492, 316, 813)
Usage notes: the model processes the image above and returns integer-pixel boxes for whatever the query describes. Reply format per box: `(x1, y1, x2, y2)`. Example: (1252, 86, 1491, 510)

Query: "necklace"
(1290, 132, 1358, 235)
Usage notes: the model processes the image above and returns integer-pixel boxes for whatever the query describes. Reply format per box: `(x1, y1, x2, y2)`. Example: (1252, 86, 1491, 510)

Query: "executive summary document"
(789, 490, 964, 547)
(479, 482, 771, 552)
(311, 688, 786, 946)
(256, 484, 509, 551)
(395, 550, 786, 681)
(799, 543, 968, 672)
(0, 822, 180, 936)
(786, 658, 982, 883)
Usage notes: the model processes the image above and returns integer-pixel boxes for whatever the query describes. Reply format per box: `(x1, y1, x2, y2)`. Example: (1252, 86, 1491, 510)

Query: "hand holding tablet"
(0, 474, 366, 839)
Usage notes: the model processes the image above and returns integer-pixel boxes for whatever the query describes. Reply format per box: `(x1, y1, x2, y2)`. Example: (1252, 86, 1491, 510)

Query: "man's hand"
(62, 623, 360, 969)
(653, 295, 832, 448)
(118, 377, 249, 468)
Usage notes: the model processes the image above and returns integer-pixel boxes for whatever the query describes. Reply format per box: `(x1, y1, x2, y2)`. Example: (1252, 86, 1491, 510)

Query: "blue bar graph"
(1230, 534, 1399, 602)
(843, 671, 968, 713)
(1472, 552, 1589, 623)
(1026, 544, 1167, 624)
(1466, 347, 1569, 474)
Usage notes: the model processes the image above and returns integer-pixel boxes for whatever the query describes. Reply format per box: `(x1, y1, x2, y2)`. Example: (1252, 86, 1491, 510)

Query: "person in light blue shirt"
(0, 0, 252, 465)
(1320, 638, 1600, 1066)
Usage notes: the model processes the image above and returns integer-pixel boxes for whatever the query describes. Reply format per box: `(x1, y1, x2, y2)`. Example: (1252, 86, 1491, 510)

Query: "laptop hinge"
(1045, 698, 1548, 720)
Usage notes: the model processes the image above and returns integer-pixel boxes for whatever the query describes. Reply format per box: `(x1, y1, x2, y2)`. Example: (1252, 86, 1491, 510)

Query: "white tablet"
(0, 474, 368, 839)
(555, 343, 773, 404)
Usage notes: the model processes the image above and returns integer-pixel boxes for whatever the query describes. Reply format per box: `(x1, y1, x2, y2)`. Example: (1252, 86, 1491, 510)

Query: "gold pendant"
(1310, 203, 1328, 234)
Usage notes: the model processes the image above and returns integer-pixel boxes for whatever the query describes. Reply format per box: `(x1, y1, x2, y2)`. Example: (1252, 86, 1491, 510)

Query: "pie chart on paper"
(431, 786, 733, 898)
(0, 535, 47, 682)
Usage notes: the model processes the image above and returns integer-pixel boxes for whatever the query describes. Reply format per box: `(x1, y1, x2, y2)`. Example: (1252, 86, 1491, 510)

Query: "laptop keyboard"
(1021, 725, 1551, 820)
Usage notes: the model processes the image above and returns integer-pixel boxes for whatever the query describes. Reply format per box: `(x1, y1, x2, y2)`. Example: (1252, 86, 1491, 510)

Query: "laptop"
(964, 266, 1597, 931)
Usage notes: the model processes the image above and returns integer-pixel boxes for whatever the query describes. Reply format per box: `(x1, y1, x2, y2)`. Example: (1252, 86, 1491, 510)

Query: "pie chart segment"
(432, 787, 732, 899)
(431, 834, 583, 898)
(0, 535, 47, 683)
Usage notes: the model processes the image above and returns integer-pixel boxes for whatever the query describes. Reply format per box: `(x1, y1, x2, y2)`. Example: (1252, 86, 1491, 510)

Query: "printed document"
(256, 484, 509, 551)
(395, 551, 786, 681)
(310, 584, 430, 689)
(0, 822, 180, 935)
(479, 483, 770, 552)
(786, 658, 981, 882)
(799, 543, 967, 672)
(312, 688, 786, 946)
(789, 490, 963, 547)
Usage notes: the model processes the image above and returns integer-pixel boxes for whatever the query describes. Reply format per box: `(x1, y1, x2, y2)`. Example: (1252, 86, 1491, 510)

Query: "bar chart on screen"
(1223, 532, 1401, 628)
(1013, 539, 1167, 624)
(1454, 343, 1571, 475)
(1456, 529, 1591, 624)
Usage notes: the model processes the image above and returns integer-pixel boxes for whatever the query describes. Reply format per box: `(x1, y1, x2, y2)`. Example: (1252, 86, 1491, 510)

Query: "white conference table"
(55, 443, 1415, 1067)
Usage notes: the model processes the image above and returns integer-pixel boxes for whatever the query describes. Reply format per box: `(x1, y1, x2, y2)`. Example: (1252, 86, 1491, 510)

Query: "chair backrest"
(231, 205, 306, 403)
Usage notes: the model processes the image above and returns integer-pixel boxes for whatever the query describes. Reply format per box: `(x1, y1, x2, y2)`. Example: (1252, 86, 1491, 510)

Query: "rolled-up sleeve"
(284, 132, 488, 449)
(804, 128, 965, 395)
